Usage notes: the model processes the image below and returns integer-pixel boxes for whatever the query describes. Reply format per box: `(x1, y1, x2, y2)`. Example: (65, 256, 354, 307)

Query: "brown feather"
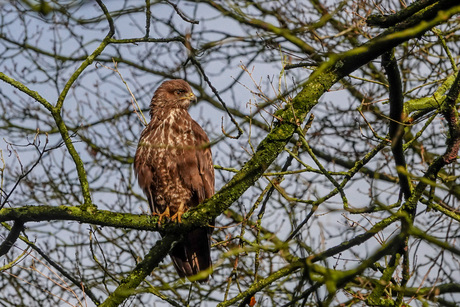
(134, 79, 214, 282)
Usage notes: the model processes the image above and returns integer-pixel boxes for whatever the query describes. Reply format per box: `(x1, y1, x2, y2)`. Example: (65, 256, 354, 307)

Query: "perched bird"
(134, 79, 214, 282)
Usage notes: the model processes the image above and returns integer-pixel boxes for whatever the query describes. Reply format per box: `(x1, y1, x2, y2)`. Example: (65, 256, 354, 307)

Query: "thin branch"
(55, 0, 114, 111)
(97, 59, 148, 126)
(165, 0, 199, 24)
(1, 133, 49, 210)
(189, 56, 244, 139)
(17, 231, 101, 305)
(145, 0, 151, 38)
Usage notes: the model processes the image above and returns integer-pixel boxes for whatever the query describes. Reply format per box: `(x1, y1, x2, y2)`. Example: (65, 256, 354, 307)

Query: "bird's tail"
(170, 227, 212, 283)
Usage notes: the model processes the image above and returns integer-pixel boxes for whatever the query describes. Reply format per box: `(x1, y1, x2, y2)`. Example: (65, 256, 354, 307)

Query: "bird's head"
(149, 79, 197, 116)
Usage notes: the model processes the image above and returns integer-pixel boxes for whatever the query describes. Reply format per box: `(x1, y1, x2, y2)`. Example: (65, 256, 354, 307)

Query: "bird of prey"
(134, 79, 214, 282)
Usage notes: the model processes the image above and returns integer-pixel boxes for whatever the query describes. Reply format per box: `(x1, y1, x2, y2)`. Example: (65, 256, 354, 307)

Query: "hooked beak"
(189, 92, 197, 104)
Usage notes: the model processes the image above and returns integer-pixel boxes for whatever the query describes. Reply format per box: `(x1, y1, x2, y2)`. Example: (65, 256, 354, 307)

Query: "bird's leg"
(170, 203, 185, 223)
(157, 207, 170, 224)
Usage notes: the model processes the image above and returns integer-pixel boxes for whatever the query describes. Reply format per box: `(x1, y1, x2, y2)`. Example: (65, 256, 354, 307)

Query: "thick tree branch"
(0, 220, 24, 257)
(0, 205, 160, 231)
(441, 68, 460, 164)
(366, 0, 438, 28)
(382, 50, 411, 199)
(99, 234, 178, 307)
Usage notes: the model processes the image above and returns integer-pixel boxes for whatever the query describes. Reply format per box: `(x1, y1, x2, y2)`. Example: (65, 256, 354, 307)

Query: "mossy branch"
(99, 234, 178, 307)
(367, 247, 402, 305)
(217, 263, 300, 307)
(0, 72, 53, 111)
(0, 205, 160, 231)
(403, 72, 458, 115)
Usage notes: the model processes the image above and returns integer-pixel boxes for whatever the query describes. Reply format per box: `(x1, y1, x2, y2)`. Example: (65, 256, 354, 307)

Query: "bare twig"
(97, 59, 148, 126)
(189, 56, 244, 139)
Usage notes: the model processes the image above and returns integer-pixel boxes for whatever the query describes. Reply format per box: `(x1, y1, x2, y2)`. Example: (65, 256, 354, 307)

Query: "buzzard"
(134, 79, 214, 282)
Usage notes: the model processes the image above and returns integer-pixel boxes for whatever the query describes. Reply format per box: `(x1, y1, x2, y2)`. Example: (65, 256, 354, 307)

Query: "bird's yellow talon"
(157, 207, 170, 224)
(170, 211, 184, 223)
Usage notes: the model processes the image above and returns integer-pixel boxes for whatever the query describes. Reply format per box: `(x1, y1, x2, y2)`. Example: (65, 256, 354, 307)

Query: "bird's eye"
(175, 89, 186, 95)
